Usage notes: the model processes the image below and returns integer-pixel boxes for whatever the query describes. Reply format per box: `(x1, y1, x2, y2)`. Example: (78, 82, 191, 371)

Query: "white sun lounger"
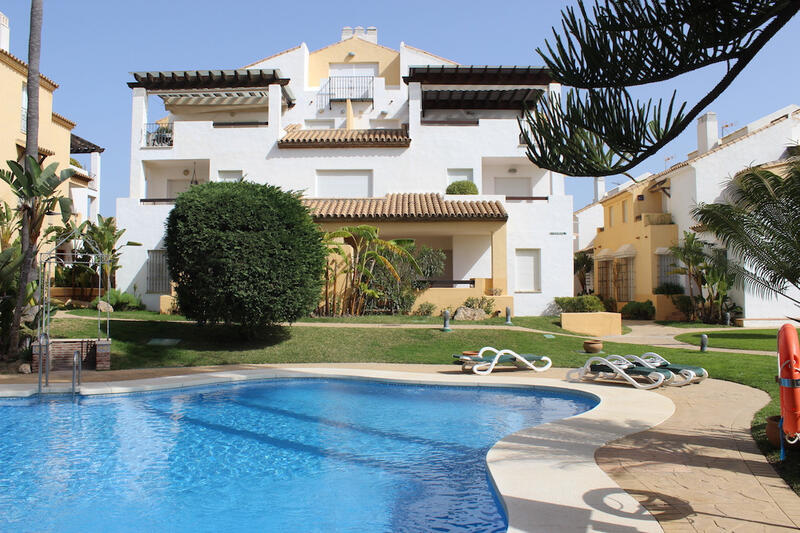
(628, 352, 708, 386)
(453, 346, 552, 375)
(568, 354, 675, 390)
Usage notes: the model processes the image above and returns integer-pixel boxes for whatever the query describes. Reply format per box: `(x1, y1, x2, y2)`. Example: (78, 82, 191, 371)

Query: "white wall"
(573, 202, 603, 252)
(452, 235, 492, 279)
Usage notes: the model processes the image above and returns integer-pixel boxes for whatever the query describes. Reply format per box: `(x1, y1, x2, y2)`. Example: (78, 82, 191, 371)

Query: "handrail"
(140, 198, 176, 205)
(423, 279, 476, 288)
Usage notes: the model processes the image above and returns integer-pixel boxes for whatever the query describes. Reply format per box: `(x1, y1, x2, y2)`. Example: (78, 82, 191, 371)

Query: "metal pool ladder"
(72, 349, 82, 396)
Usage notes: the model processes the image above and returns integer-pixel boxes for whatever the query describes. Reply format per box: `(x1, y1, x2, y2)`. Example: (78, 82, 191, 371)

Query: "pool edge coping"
(0, 367, 674, 532)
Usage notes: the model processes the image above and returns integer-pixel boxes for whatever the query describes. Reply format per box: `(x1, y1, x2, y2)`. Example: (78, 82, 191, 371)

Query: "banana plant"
(0, 156, 73, 358)
(84, 215, 140, 288)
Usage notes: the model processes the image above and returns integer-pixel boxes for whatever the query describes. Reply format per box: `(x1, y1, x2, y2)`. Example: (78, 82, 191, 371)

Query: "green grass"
(65, 310, 632, 335)
(67, 309, 190, 321)
(675, 329, 778, 352)
(47, 316, 798, 492)
(655, 320, 731, 329)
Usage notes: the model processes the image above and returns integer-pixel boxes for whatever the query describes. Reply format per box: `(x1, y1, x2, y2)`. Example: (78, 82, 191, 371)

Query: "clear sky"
(2, 1, 798, 214)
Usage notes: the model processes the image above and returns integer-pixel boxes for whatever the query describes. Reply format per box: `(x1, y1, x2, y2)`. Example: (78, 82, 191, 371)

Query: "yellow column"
(345, 99, 354, 130)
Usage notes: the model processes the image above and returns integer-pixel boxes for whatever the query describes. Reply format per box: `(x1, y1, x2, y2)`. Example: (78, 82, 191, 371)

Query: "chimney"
(697, 112, 719, 154)
(593, 176, 605, 203)
(340, 26, 354, 41)
(364, 26, 378, 44)
(0, 12, 9, 53)
(353, 26, 365, 39)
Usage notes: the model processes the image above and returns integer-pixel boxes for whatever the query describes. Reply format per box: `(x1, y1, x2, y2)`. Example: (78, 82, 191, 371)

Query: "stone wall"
(32, 338, 111, 372)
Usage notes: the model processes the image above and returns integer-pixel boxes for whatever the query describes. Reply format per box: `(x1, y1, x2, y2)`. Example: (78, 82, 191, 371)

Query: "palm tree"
(574, 251, 593, 295)
(692, 161, 800, 307)
(24, 0, 43, 164)
(668, 232, 707, 321)
(0, 157, 73, 358)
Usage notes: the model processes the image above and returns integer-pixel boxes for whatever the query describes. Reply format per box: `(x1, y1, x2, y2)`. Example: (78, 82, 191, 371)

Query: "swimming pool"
(0, 378, 597, 532)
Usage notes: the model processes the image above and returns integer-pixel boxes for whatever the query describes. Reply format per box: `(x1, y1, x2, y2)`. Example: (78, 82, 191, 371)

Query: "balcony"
(144, 123, 173, 147)
(640, 213, 673, 226)
(317, 76, 374, 110)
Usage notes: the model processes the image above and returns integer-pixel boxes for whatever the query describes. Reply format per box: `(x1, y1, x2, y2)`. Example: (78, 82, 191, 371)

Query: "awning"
(421, 89, 542, 110)
(654, 247, 672, 255)
(70, 133, 104, 154)
(613, 244, 637, 258)
(595, 248, 614, 260)
(279, 124, 410, 148)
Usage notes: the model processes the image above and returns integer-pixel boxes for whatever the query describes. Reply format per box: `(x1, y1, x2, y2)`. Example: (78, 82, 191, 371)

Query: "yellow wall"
(561, 311, 621, 336)
(308, 37, 401, 86)
(593, 180, 679, 319)
(0, 50, 80, 232)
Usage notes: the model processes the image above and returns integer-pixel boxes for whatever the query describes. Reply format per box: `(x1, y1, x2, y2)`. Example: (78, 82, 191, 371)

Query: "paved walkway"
(4, 363, 799, 531)
(602, 321, 776, 356)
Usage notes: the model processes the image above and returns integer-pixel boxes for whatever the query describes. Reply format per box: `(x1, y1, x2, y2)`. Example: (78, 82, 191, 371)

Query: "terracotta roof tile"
(304, 193, 507, 221)
(279, 124, 410, 148)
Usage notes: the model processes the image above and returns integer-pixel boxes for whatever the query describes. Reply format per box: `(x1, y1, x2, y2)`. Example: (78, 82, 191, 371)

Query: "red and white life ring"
(778, 324, 800, 443)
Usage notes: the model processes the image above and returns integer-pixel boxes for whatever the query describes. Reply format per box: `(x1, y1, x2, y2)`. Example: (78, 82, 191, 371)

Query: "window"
(218, 170, 243, 182)
(614, 257, 635, 301)
(622, 200, 629, 223)
(608, 206, 615, 227)
(317, 170, 372, 198)
(447, 168, 473, 184)
(596, 260, 612, 298)
(21, 82, 27, 133)
(657, 253, 682, 286)
(515, 249, 541, 292)
(147, 250, 170, 294)
(329, 62, 379, 77)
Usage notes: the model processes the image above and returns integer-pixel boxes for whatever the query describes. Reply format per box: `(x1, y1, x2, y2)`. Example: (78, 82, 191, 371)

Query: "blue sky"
(3, 1, 799, 214)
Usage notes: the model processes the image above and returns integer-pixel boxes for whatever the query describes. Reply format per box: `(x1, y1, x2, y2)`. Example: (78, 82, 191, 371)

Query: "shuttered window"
(147, 250, 170, 294)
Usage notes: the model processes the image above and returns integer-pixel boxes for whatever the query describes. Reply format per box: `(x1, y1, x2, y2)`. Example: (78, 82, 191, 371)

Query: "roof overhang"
(128, 69, 295, 107)
(421, 89, 542, 111)
(70, 133, 104, 154)
(613, 244, 637, 258)
(304, 193, 507, 222)
(404, 65, 553, 85)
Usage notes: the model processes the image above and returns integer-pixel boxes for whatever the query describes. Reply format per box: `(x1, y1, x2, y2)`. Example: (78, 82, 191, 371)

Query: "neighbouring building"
(117, 26, 574, 314)
(0, 11, 102, 230)
(572, 176, 606, 295)
(592, 105, 800, 324)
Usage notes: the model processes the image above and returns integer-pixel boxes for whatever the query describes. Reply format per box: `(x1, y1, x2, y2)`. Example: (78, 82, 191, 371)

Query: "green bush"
(165, 182, 326, 331)
(369, 244, 445, 314)
(413, 302, 436, 316)
(620, 300, 656, 320)
(554, 295, 605, 313)
(653, 282, 684, 295)
(671, 294, 695, 321)
(91, 289, 143, 311)
(601, 296, 618, 312)
(446, 180, 478, 195)
(463, 296, 495, 315)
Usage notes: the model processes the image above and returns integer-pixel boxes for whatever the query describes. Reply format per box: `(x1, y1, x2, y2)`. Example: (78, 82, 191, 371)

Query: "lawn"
(675, 329, 778, 352)
(47, 316, 798, 492)
(66, 309, 631, 335)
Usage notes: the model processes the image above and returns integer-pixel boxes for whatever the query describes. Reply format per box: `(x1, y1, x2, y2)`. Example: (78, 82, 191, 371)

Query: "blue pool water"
(0, 379, 596, 532)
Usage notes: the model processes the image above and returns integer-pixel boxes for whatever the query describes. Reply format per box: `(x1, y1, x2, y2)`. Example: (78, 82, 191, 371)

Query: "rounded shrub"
(165, 182, 326, 330)
(554, 295, 605, 313)
(446, 180, 478, 195)
(620, 300, 656, 320)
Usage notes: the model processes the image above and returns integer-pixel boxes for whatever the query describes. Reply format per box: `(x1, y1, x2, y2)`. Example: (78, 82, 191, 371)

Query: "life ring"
(778, 324, 800, 443)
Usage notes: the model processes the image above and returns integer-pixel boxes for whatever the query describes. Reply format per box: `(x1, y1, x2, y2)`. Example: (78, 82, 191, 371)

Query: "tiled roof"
(279, 124, 411, 148)
(0, 49, 58, 90)
(304, 193, 507, 221)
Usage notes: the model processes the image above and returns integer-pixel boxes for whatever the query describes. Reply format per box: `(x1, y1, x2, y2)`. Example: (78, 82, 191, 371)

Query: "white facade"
(117, 29, 573, 314)
(664, 106, 800, 323)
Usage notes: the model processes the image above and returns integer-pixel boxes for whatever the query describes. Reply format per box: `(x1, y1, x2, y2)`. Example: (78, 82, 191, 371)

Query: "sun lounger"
(628, 352, 708, 385)
(453, 346, 552, 375)
(569, 355, 674, 389)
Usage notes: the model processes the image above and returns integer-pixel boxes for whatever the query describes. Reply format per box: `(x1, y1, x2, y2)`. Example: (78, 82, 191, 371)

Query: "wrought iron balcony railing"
(144, 123, 173, 147)
(317, 76, 374, 110)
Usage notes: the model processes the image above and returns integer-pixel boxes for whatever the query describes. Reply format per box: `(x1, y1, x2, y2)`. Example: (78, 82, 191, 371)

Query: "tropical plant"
(0, 201, 19, 251)
(89, 289, 143, 311)
(692, 162, 800, 309)
(463, 296, 495, 315)
(84, 215, 140, 288)
(0, 246, 23, 349)
(445, 180, 478, 194)
(0, 157, 73, 358)
(319, 225, 419, 316)
(369, 244, 444, 314)
(165, 182, 326, 331)
(653, 282, 684, 295)
(574, 251, 593, 295)
(520, 1, 799, 177)
(668, 232, 707, 320)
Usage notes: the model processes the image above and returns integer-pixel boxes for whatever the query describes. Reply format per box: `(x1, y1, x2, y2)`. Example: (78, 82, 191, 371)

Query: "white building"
(117, 27, 574, 314)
